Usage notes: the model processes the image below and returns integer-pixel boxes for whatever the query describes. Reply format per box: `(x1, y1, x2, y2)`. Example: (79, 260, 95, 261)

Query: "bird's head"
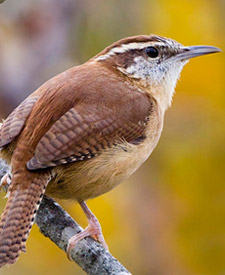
(94, 35, 221, 110)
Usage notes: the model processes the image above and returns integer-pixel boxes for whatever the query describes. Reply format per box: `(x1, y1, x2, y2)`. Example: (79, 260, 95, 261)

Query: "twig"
(0, 158, 131, 275)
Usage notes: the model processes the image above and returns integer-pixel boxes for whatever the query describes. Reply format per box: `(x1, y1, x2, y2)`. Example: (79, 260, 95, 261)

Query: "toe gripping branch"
(0, 158, 131, 275)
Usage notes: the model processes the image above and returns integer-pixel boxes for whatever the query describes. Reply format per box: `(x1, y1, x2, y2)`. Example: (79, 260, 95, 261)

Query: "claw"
(0, 173, 11, 193)
(67, 201, 108, 261)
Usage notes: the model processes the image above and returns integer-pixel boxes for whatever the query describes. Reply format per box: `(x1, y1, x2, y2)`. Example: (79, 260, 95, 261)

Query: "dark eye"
(145, 46, 159, 58)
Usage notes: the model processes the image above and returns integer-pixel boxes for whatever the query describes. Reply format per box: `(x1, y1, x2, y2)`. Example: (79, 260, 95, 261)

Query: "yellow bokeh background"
(0, 0, 224, 274)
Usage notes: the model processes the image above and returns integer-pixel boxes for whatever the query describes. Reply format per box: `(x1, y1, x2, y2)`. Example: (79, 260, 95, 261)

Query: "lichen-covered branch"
(0, 159, 131, 275)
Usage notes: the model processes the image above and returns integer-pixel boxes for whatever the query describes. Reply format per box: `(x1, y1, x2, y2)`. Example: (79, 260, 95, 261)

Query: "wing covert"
(27, 93, 153, 170)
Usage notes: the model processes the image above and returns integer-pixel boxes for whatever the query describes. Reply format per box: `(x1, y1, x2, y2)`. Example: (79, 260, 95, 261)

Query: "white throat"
(118, 56, 188, 111)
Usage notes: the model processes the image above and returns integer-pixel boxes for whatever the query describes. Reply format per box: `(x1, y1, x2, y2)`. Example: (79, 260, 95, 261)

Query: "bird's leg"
(67, 201, 108, 260)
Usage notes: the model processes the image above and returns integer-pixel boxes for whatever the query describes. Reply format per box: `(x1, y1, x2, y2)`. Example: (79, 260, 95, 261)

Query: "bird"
(0, 34, 221, 267)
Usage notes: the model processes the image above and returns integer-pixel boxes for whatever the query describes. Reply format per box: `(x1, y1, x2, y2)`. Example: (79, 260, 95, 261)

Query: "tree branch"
(0, 158, 131, 275)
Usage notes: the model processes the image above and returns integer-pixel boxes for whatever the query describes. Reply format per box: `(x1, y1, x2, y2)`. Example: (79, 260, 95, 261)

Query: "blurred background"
(0, 0, 224, 274)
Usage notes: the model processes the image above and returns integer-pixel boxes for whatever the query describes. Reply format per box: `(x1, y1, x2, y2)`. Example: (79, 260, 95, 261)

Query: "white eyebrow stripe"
(95, 42, 166, 61)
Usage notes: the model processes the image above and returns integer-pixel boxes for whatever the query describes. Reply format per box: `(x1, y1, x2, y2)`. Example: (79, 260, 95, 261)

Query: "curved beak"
(173, 45, 222, 61)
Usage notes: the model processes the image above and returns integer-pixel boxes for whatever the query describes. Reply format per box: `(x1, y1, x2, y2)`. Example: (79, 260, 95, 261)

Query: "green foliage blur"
(0, 0, 224, 274)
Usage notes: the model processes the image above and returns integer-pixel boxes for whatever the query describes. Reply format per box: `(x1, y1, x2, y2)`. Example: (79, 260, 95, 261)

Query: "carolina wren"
(0, 34, 221, 267)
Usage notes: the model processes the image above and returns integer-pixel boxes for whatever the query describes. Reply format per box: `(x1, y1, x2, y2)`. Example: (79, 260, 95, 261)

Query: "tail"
(0, 172, 50, 268)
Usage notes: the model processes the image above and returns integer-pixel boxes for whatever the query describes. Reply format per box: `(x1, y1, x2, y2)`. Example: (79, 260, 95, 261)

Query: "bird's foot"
(0, 172, 11, 194)
(67, 202, 108, 260)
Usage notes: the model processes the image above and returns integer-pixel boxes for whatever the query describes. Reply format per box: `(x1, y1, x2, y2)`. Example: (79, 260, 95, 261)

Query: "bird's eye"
(145, 47, 159, 58)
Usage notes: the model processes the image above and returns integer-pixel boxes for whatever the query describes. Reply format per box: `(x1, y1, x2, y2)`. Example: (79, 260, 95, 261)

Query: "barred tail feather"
(0, 173, 49, 268)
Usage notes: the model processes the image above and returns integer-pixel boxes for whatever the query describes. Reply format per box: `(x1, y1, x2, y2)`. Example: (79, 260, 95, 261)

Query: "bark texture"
(0, 158, 131, 275)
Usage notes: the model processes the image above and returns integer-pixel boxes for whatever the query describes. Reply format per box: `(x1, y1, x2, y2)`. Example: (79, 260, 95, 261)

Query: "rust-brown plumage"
(0, 52, 155, 267)
(0, 34, 220, 267)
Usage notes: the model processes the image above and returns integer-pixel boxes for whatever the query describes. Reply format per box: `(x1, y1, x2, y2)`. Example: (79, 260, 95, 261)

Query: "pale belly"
(46, 119, 163, 202)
